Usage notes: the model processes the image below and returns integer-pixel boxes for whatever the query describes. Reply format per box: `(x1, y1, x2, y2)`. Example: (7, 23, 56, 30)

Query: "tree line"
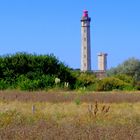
(0, 53, 140, 91)
(0, 53, 76, 90)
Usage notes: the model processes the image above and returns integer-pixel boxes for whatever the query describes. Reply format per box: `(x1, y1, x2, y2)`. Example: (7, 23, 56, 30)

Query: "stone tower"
(98, 52, 108, 71)
(81, 10, 91, 72)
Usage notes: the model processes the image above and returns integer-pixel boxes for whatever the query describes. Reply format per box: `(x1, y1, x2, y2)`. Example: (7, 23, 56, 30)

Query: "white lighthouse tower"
(81, 10, 91, 72)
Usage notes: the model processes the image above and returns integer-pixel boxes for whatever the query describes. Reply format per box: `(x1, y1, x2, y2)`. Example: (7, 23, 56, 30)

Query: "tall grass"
(0, 101, 139, 125)
(0, 101, 139, 139)
(0, 91, 139, 139)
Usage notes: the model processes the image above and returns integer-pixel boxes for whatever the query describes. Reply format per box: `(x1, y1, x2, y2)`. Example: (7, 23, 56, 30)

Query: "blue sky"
(0, 0, 140, 70)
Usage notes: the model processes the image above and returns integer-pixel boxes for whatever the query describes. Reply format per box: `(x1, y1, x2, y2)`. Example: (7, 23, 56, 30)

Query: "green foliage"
(17, 75, 55, 91)
(106, 57, 140, 90)
(74, 72, 96, 89)
(18, 78, 40, 91)
(95, 77, 134, 91)
(0, 53, 76, 90)
(134, 81, 140, 90)
(86, 82, 99, 91)
(114, 74, 134, 85)
(74, 97, 81, 105)
(107, 58, 140, 81)
(0, 80, 8, 90)
(0, 53, 138, 91)
(71, 70, 136, 91)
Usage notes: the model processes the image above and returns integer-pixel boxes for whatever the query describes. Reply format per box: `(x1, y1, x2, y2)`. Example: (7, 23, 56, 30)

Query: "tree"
(0, 53, 76, 90)
(107, 58, 140, 81)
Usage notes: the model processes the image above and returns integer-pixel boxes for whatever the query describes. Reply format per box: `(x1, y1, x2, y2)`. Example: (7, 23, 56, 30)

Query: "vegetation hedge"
(0, 53, 139, 91)
(95, 77, 134, 91)
(0, 53, 76, 90)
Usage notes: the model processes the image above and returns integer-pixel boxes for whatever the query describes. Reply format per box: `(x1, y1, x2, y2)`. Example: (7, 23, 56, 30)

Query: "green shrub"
(86, 82, 99, 91)
(107, 58, 140, 81)
(16, 75, 55, 91)
(74, 72, 96, 89)
(114, 74, 134, 85)
(0, 80, 8, 90)
(0, 53, 76, 90)
(134, 81, 140, 90)
(38, 75, 55, 89)
(74, 97, 81, 105)
(122, 85, 136, 91)
(95, 77, 134, 91)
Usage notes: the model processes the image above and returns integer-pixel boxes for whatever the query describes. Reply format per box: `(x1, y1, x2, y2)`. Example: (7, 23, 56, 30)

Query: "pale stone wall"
(98, 53, 108, 71)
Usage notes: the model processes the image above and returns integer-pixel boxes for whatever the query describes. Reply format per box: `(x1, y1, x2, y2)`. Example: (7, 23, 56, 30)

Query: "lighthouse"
(81, 10, 91, 72)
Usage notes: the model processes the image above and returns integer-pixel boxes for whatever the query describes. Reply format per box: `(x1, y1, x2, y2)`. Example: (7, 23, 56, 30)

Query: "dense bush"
(107, 58, 140, 81)
(95, 77, 134, 91)
(0, 53, 138, 91)
(16, 75, 55, 91)
(0, 53, 76, 90)
(73, 71, 97, 89)
(114, 74, 134, 85)
(72, 72, 135, 91)
(0, 80, 8, 90)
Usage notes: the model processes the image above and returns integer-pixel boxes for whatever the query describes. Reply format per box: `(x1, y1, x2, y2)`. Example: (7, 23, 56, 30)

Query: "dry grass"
(0, 101, 139, 139)
(0, 121, 139, 140)
(0, 90, 140, 139)
(0, 90, 140, 103)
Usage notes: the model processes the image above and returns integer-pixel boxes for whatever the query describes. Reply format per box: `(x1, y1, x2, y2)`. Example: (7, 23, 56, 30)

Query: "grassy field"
(0, 91, 140, 140)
